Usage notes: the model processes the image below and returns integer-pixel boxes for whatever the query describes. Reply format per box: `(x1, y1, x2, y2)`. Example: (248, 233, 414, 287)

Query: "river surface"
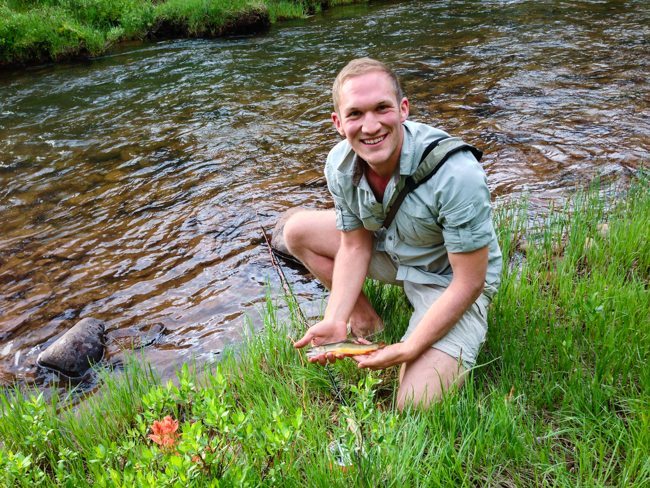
(1, 0, 648, 391)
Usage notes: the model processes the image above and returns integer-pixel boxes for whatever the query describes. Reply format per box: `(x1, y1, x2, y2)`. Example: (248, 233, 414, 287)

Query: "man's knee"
(396, 380, 444, 411)
(282, 211, 310, 255)
(282, 210, 338, 256)
(396, 349, 466, 411)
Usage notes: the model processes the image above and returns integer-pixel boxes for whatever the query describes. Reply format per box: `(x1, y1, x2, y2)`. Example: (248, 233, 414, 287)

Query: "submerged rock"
(37, 318, 105, 378)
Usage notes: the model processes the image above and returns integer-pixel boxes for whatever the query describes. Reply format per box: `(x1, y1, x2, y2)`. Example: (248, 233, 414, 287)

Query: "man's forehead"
(339, 72, 398, 107)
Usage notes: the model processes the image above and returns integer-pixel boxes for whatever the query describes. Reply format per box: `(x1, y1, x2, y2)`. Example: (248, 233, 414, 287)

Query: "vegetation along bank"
(0, 0, 365, 67)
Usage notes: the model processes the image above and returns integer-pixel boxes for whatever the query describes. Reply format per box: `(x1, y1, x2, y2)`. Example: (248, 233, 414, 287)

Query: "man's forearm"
(402, 280, 483, 359)
(324, 234, 372, 324)
(402, 247, 488, 361)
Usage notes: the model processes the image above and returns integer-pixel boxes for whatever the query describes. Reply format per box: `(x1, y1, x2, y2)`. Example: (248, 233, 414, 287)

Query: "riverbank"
(1, 174, 648, 486)
(0, 0, 364, 67)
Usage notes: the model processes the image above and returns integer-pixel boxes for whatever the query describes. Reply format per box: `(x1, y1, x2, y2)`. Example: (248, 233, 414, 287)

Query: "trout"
(306, 340, 385, 359)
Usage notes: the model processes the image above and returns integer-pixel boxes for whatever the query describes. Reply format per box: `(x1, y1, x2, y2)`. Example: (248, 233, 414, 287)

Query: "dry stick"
(257, 218, 308, 327)
(258, 213, 368, 478)
(256, 214, 347, 407)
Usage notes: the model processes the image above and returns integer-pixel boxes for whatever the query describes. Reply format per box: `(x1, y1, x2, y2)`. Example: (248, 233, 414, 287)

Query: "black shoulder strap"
(381, 137, 482, 230)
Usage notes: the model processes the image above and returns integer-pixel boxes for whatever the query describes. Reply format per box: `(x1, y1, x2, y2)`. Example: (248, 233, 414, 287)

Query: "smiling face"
(332, 71, 409, 178)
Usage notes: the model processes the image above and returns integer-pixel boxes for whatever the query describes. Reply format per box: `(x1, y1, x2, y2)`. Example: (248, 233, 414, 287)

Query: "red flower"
(148, 416, 179, 449)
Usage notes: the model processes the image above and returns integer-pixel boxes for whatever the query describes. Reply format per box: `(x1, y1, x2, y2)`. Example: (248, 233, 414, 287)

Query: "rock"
(37, 318, 105, 378)
(107, 323, 165, 352)
(270, 207, 305, 257)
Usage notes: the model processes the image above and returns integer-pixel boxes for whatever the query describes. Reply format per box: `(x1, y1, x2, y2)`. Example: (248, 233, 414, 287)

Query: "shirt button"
(391, 255, 398, 261)
(388, 236, 393, 241)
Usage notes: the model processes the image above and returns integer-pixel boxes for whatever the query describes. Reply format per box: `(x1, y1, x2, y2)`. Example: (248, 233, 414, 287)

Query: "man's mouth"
(361, 135, 387, 145)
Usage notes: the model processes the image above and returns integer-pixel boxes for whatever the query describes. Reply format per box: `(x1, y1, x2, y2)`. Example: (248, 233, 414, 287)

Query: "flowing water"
(1, 0, 648, 390)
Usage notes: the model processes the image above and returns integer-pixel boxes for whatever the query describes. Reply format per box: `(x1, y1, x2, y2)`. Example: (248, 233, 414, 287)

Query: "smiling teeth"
(363, 136, 385, 145)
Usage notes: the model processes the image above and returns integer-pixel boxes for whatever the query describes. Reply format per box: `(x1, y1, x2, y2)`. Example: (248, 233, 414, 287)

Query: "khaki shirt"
(325, 120, 502, 298)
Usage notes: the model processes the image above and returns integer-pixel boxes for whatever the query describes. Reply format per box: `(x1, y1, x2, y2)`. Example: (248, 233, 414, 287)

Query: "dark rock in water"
(37, 318, 105, 378)
(270, 207, 305, 257)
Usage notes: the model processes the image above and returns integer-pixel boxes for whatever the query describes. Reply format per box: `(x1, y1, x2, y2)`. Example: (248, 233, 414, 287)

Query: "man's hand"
(293, 319, 348, 365)
(354, 342, 413, 370)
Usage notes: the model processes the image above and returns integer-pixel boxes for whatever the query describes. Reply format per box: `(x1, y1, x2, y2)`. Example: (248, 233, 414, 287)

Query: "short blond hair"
(332, 58, 403, 113)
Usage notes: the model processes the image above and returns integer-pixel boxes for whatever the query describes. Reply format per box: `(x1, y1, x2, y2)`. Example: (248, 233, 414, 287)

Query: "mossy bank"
(0, 0, 365, 67)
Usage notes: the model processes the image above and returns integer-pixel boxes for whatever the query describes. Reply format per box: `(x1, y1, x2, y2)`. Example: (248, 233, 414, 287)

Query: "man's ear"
(331, 112, 345, 137)
(399, 97, 410, 123)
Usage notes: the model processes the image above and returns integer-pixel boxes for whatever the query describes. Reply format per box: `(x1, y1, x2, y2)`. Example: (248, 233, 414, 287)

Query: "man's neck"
(365, 163, 393, 202)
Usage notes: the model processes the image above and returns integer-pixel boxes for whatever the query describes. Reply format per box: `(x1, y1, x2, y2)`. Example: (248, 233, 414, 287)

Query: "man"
(284, 58, 502, 409)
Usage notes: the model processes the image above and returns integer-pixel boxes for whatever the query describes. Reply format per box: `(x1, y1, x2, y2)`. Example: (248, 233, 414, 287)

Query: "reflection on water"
(1, 0, 648, 389)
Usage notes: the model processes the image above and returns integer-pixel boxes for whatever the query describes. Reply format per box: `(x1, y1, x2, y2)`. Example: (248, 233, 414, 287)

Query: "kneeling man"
(284, 58, 502, 410)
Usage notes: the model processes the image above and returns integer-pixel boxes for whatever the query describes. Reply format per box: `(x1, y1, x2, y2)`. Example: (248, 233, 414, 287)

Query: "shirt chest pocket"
(394, 203, 443, 246)
(358, 205, 384, 232)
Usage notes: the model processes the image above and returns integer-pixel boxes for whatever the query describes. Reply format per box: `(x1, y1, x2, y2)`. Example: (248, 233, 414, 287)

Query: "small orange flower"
(148, 416, 179, 449)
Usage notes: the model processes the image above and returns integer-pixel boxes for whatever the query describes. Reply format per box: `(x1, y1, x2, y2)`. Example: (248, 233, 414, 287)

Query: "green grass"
(1, 174, 649, 486)
(0, 0, 369, 66)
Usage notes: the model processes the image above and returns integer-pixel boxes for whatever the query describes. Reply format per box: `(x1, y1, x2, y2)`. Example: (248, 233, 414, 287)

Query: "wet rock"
(107, 323, 165, 352)
(270, 207, 304, 257)
(37, 318, 105, 378)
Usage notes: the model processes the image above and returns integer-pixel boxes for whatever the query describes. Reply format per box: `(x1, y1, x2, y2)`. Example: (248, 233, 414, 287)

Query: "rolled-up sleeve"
(325, 155, 363, 232)
(436, 152, 495, 253)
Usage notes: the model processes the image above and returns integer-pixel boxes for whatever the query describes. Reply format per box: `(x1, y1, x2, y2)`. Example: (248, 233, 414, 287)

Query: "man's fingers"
(356, 358, 380, 370)
(355, 350, 383, 369)
(315, 354, 330, 366)
(293, 332, 312, 349)
(308, 352, 341, 365)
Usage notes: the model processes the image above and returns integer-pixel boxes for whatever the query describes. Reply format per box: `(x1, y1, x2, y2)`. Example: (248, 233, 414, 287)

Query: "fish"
(306, 340, 385, 359)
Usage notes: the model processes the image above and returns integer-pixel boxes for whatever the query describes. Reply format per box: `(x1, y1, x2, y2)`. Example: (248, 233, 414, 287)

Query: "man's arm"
(294, 227, 373, 355)
(356, 245, 488, 369)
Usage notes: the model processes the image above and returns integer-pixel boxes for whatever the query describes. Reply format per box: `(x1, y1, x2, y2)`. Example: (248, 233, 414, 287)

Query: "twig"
(256, 213, 308, 328)
(256, 210, 347, 406)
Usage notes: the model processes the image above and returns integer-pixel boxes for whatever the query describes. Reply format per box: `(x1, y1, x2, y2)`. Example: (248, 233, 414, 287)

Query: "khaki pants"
(368, 251, 489, 369)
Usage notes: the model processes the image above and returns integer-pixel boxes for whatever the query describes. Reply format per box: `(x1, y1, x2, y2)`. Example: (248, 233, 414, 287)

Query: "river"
(1, 0, 648, 390)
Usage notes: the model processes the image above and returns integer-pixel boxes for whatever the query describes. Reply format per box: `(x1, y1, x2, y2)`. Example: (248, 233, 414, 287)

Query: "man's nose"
(361, 113, 381, 134)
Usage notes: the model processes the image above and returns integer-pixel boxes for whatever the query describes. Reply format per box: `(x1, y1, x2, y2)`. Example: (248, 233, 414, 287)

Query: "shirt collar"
(398, 120, 418, 176)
